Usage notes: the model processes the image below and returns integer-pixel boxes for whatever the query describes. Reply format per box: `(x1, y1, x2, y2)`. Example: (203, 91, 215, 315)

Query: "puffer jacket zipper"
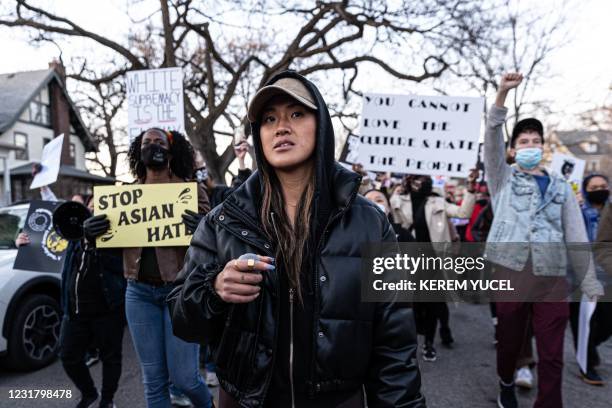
(74, 272, 81, 315)
(289, 287, 296, 408)
(309, 178, 361, 395)
(75, 245, 88, 315)
(270, 211, 296, 408)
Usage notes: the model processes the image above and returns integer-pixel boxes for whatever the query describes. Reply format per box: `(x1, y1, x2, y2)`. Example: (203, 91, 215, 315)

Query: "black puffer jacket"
(168, 71, 425, 408)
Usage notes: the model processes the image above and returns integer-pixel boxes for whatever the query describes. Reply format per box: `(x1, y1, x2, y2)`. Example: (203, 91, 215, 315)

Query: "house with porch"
(0, 61, 114, 204)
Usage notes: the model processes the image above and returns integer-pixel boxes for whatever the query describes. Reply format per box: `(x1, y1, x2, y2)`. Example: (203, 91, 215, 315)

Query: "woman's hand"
(234, 140, 250, 170)
(575, 190, 584, 206)
(31, 163, 42, 177)
(466, 168, 479, 193)
(214, 255, 275, 303)
(15, 232, 30, 247)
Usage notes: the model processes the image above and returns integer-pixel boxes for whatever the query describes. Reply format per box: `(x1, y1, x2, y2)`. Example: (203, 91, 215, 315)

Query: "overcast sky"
(0, 0, 610, 147)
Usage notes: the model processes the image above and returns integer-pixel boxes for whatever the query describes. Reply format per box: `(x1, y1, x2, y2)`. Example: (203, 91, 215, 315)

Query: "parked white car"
(0, 203, 62, 371)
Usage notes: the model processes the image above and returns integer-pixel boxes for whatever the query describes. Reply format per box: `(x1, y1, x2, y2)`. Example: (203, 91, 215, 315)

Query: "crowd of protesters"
(12, 70, 612, 408)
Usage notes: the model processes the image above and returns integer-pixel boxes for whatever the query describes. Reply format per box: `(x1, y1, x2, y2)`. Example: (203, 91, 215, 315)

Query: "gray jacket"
(484, 106, 603, 298)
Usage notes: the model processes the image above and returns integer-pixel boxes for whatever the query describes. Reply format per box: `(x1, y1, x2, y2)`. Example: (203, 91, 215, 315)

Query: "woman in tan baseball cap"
(169, 71, 425, 407)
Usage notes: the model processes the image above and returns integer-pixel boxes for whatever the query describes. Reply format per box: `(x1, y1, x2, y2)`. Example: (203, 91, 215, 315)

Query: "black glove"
(83, 214, 110, 240)
(182, 209, 203, 234)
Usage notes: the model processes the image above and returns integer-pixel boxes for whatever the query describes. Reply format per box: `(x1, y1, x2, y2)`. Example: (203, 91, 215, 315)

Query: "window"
(588, 160, 600, 172)
(28, 101, 51, 126)
(69, 143, 76, 159)
(581, 142, 598, 154)
(14, 132, 28, 160)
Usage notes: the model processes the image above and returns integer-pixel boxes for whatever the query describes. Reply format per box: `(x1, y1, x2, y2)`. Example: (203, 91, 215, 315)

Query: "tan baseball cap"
(247, 77, 317, 122)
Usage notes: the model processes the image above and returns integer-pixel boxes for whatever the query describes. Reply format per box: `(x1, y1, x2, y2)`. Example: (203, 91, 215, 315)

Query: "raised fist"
(499, 72, 523, 92)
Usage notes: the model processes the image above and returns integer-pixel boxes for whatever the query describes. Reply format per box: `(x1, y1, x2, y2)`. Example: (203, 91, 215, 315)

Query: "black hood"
(246, 70, 341, 238)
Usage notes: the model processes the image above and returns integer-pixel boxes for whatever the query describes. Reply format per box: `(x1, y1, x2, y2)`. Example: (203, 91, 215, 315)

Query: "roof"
(554, 130, 612, 156)
(1, 162, 115, 184)
(0, 68, 96, 152)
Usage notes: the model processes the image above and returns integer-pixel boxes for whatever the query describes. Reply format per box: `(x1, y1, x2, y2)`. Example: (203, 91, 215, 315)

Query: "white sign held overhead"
(30, 134, 64, 190)
(126, 67, 185, 140)
(550, 153, 586, 185)
(347, 93, 484, 178)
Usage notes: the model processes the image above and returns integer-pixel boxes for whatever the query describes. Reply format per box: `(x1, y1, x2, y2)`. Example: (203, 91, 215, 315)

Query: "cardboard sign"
(126, 67, 185, 140)
(550, 153, 585, 185)
(348, 94, 484, 177)
(94, 183, 197, 248)
(30, 134, 64, 189)
(13, 200, 68, 273)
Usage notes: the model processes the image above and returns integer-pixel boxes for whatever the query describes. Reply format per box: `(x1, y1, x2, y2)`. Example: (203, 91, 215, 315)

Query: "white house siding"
(70, 134, 86, 169)
(0, 123, 87, 170)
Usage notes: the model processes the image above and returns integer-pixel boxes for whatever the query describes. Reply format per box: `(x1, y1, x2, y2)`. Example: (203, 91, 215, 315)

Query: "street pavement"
(0, 303, 610, 407)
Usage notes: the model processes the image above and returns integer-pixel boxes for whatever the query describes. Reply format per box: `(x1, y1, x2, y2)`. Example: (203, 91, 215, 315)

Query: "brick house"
(548, 130, 612, 178)
(0, 61, 114, 204)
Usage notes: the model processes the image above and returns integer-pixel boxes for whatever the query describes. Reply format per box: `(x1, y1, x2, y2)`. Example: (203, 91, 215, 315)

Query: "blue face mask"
(515, 147, 542, 170)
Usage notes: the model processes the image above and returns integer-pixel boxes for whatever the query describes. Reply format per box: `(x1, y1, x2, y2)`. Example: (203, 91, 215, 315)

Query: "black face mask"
(141, 144, 169, 169)
(586, 189, 610, 205)
(410, 177, 432, 198)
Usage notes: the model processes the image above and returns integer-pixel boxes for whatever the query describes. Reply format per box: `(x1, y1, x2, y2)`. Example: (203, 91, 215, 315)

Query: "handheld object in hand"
(53, 201, 91, 240)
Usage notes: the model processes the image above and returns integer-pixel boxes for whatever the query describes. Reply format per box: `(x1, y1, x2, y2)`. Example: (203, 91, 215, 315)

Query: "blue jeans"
(125, 280, 212, 408)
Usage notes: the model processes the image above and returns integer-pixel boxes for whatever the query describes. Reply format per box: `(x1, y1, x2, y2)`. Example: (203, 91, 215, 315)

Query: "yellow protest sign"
(93, 182, 197, 248)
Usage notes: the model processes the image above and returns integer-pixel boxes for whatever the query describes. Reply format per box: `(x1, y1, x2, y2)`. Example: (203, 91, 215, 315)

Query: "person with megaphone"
(52, 196, 126, 408)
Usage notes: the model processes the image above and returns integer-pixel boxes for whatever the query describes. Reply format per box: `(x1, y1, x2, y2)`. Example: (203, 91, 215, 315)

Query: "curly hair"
(127, 128, 196, 181)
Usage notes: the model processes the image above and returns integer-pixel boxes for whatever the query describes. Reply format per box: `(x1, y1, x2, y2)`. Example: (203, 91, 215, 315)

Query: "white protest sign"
(126, 67, 184, 140)
(348, 94, 484, 177)
(576, 295, 596, 373)
(550, 153, 585, 184)
(30, 134, 64, 190)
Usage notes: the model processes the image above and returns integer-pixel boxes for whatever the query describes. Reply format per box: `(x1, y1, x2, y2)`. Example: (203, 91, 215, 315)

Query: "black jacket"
(61, 240, 125, 318)
(168, 71, 425, 408)
(210, 168, 254, 208)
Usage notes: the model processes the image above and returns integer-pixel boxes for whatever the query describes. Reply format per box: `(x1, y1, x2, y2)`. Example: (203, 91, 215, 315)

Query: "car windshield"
(0, 207, 28, 249)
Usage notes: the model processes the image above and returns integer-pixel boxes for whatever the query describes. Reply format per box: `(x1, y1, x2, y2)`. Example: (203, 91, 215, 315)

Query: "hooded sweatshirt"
(249, 70, 359, 406)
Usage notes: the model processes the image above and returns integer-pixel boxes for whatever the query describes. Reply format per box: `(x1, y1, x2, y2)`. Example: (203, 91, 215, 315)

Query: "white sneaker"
(515, 366, 534, 389)
(206, 371, 219, 387)
(170, 393, 192, 407)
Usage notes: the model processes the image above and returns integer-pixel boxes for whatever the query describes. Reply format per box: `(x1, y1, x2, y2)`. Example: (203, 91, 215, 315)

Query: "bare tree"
(74, 80, 129, 179)
(1, 0, 510, 182)
(439, 0, 569, 131)
(580, 85, 612, 130)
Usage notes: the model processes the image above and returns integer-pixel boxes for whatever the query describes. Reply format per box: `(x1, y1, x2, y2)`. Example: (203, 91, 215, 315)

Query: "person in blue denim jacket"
(484, 73, 603, 408)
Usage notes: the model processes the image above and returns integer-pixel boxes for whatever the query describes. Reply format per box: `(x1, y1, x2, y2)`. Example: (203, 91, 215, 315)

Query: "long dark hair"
(127, 129, 196, 181)
(259, 158, 315, 304)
